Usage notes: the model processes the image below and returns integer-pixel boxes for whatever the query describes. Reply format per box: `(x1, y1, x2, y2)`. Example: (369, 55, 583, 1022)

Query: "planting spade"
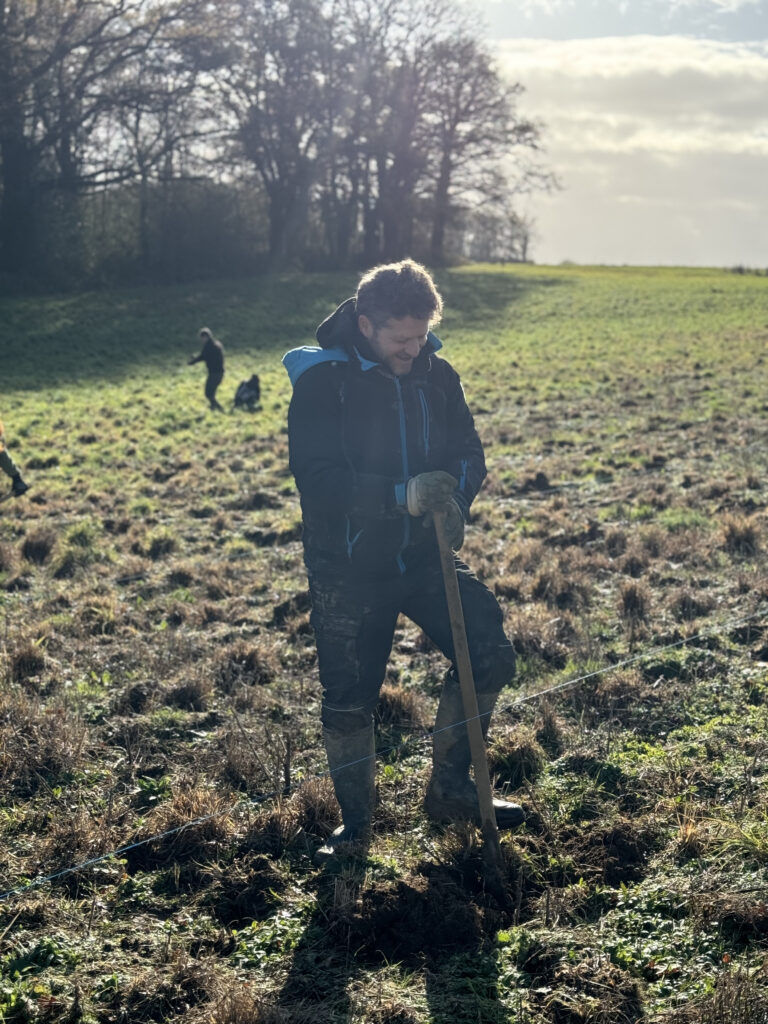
(433, 505, 509, 903)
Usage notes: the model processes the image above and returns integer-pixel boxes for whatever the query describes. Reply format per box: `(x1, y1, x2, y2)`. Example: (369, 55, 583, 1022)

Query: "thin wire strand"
(1, 602, 764, 906)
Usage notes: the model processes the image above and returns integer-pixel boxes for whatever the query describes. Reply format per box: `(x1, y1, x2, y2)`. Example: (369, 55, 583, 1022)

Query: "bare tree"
(0, 0, 557, 283)
(217, 0, 332, 266)
(460, 195, 536, 263)
(0, 0, 209, 276)
(422, 35, 553, 264)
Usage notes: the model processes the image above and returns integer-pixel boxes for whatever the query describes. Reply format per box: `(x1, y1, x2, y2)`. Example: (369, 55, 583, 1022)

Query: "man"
(188, 327, 225, 411)
(283, 259, 522, 866)
(0, 419, 29, 497)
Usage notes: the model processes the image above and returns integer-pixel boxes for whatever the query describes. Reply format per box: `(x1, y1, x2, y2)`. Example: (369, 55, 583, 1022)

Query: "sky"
(469, 0, 768, 266)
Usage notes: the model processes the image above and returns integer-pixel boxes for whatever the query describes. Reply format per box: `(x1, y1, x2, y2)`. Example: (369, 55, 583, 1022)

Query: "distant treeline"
(0, 0, 555, 289)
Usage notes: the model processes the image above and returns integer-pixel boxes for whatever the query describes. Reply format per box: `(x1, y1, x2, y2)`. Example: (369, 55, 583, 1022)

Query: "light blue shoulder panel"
(282, 346, 349, 387)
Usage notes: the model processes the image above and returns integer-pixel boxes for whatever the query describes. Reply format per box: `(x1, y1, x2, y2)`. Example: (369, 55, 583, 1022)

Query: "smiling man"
(282, 259, 523, 866)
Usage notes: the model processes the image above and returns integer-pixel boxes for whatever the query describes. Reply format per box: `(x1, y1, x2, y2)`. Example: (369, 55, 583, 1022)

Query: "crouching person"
(282, 259, 523, 867)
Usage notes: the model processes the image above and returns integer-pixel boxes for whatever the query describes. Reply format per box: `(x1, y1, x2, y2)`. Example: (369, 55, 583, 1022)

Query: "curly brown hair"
(355, 259, 443, 329)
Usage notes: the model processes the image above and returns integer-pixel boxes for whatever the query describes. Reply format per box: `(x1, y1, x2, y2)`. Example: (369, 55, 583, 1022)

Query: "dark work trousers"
(306, 554, 516, 736)
(205, 371, 224, 410)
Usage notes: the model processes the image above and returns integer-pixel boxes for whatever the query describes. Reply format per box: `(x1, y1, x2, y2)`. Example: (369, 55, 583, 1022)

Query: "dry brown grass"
(667, 587, 716, 623)
(547, 954, 645, 1023)
(619, 548, 648, 578)
(0, 540, 15, 573)
(531, 566, 592, 612)
(120, 955, 222, 1023)
(77, 594, 120, 635)
(594, 668, 647, 710)
(604, 527, 628, 558)
(36, 805, 126, 889)
(618, 580, 651, 627)
(132, 782, 238, 864)
(204, 987, 317, 1024)
(166, 672, 214, 711)
(505, 537, 547, 574)
(0, 690, 88, 796)
(659, 965, 768, 1023)
(215, 639, 277, 693)
(508, 612, 576, 669)
(722, 514, 761, 557)
(488, 723, 547, 789)
(533, 701, 569, 758)
(215, 724, 285, 792)
(376, 681, 429, 731)
(245, 778, 338, 855)
(21, 527, 57, 565)
(8, 639, 47, 685)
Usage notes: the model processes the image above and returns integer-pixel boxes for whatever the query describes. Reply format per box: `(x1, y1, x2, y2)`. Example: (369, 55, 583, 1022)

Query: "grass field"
(2, 263, 768, 1023)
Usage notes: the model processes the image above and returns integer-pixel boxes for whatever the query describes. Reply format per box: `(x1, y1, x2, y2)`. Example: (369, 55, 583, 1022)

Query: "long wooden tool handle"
(434, 507, 504, 871)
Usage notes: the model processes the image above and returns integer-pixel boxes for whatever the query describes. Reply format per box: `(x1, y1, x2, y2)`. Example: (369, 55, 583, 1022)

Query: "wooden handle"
(433, 506, 504, 870)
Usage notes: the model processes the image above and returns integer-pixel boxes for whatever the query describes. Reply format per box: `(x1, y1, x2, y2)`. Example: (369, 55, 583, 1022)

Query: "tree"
(423, 35, 552, 264)
(217, 0, 332, 267)
(0, 0, 209, 278)
(459, 198, 536, 263)
(0, 0, 557, 284)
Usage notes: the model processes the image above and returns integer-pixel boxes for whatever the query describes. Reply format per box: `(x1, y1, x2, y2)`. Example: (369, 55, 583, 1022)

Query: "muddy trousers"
(306, 555, 516, 825)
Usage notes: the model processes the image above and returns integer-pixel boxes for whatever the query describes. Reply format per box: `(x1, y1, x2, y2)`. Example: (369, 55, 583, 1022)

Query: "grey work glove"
(424, 498, 465, 551)
(406, 470, 458, 516)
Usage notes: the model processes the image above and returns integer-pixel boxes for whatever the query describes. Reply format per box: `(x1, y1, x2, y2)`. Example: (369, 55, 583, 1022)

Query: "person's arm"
(288, 365, 403, 518)
(441, 363, 487, 519)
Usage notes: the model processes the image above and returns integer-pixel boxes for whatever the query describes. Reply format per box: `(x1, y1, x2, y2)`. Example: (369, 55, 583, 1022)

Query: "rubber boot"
(314, 724, 376, 867)
(11, 473, 29, 497)
(424, 676, 524, 830)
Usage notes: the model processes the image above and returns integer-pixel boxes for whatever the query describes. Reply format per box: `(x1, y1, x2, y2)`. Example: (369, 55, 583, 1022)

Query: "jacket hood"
(315, 297, 362, 350)
(315, 296, 443, 360)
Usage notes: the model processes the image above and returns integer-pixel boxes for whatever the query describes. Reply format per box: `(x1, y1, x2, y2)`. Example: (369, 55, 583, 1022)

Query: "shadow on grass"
(269, 851, 515, 1023)
(1, 269, 567, 392)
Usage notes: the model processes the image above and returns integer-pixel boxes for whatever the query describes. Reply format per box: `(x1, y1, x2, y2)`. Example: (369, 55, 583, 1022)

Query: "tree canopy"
(0, 0, 555, 286)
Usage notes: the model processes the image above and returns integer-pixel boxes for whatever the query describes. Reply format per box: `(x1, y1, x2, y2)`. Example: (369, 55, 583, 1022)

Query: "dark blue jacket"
(283, 298, 486, 576)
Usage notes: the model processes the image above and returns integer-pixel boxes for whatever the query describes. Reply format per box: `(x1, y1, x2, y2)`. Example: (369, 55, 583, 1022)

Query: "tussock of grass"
(21, 527, 56, 565)
(0, 691, 88, 797)
(376, 682, 429, 731)
(618, 579, 652, 625)
(130, 783, 237, 866)
(722, 514, 761, 557)
(668, 586, 716, 622)
(9, 640, 47, 684)
(215, 640, 276, 692)
(488, 724, 547, 788)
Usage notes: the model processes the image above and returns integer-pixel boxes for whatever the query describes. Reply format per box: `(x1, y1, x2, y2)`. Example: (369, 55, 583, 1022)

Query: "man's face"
(358, 315, 430, 376)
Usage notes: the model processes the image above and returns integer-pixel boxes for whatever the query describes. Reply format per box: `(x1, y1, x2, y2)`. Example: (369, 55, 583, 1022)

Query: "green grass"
(2, 264, 768, 1023)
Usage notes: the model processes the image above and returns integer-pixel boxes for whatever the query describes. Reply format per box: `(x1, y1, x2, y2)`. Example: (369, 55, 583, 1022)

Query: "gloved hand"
(406, 470, 457, 516)
(424, 498, 465, 551)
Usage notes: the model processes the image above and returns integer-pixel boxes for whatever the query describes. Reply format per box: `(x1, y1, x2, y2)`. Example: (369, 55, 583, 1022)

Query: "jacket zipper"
(394, 377, 410, 574)
(346, 516, 363, 558)
(418, 388, 430, 458)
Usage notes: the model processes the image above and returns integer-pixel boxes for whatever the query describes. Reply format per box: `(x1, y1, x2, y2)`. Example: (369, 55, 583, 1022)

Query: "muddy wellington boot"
(314, 725, 376, 867)
(11, 473, 29, 497)
(424, 677, 524, 830)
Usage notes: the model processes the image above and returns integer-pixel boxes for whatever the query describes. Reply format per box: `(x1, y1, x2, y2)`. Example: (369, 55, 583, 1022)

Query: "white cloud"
(497, 35, 768, 264)
(684, 0, 762, 11)
(469, 0, 766, 45)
